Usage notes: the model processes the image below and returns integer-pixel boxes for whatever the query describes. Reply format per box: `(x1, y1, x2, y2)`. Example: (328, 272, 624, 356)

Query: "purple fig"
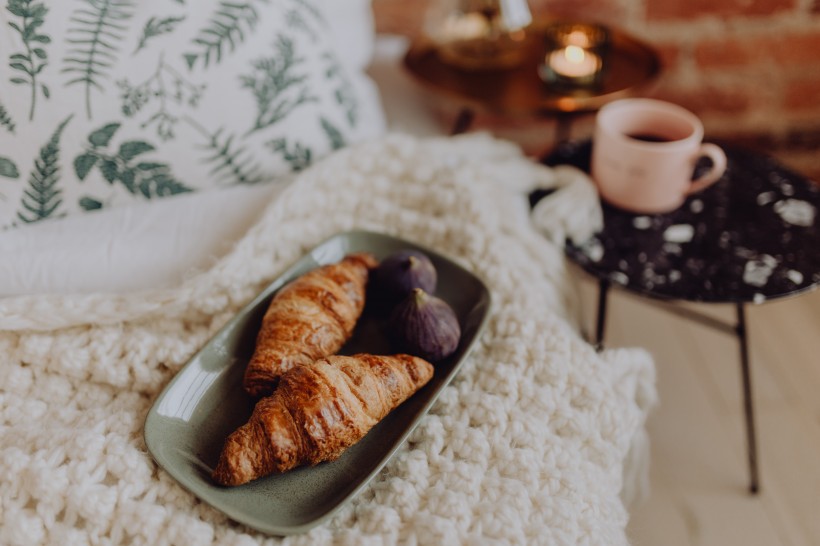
(372, 250, 437, 305)
(388, 288, 461, 362)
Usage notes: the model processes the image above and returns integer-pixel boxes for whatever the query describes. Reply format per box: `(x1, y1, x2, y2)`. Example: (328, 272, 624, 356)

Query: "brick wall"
(373, 0, 820, 180)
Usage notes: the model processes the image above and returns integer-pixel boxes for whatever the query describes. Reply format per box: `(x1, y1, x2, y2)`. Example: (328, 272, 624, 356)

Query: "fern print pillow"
(0, 0, 385, 229)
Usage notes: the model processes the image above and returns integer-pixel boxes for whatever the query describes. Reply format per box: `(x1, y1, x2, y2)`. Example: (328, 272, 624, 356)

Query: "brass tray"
(403, 20, 662, 115)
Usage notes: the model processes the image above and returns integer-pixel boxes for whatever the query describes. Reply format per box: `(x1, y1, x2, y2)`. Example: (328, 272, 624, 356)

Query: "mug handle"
(686, 143, 728, 195)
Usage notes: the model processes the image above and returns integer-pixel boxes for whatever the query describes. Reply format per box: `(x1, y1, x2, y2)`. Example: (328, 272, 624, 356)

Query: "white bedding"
(0, 132, 655, 545)
(0, 0, 385, 295)
(0, 36, 435, 297)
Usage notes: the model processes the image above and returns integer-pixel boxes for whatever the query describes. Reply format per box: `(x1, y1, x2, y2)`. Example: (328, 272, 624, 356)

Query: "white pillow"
(0, 0, 384, 229)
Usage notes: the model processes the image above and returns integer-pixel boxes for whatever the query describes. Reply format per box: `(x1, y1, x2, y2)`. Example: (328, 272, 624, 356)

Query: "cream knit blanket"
(0, 134, 655, 545)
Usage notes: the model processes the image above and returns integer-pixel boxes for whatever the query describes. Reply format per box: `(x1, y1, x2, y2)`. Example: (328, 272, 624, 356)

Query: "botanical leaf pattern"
(118, 53, 205, 140)
(133, 15, 185, 54)
(290, 0, 324, 24)
(320, 117, 346, 151)
(0, 157, 20, 178)
(323, 52, 358, 127)
(284, 0, 328, 41)
(73, 122, 192, 198)
(0, 2, 373, 227)
(184, 0, 267, 70)
(6, 0, 51, 121)
(267, 138, 311, 171)
(186, 117, 266, 185)
(0, 101, 16, 133)
(240, 35, 317, 136)
(285, 9, 315, 40)
(62, 0, 135, 119)
(79, 196, 104, 210)
(203, 130, 266, 184)
(17, 116, 72, 223)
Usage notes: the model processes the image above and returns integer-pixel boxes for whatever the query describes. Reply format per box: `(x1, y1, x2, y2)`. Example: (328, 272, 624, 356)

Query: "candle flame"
(565, 45, 585, 64)
(567, 30, 591, 47)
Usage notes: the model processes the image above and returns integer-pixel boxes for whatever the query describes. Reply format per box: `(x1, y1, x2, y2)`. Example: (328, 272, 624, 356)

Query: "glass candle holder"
(538, 22, 610, 88)
(423, 0, 533, 70)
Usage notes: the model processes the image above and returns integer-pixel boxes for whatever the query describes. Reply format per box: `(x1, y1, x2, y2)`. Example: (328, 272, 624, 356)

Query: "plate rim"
(143, 229, 493, 536)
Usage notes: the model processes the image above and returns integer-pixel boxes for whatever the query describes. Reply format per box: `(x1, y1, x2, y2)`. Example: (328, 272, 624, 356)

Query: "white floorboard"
(573, 273, 820, 546)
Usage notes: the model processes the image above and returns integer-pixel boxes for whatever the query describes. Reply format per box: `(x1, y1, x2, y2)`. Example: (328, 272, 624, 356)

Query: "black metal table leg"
(736, 303, 760, 494)
(583, 280, 764, 492)
(595, 279, 610, 352)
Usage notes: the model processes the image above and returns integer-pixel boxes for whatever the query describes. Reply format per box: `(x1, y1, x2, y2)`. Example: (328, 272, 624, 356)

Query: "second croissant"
(243, 252, 378, 397)
(214, 353, 434, 486)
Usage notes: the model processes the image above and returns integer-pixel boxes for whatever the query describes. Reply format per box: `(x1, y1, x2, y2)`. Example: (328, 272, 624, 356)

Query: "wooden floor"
(572, 274, 820, 546)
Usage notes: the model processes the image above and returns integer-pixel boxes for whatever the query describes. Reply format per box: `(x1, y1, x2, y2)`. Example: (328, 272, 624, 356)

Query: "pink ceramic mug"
(591, 98, 727, 213)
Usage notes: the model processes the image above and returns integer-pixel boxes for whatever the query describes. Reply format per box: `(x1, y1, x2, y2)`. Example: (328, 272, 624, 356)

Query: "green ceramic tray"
(144, 230, 492, 536)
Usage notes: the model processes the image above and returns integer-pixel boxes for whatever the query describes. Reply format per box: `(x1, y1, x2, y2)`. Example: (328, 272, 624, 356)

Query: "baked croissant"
(213, 353, 434, 486)
(243, 252, 378, 397)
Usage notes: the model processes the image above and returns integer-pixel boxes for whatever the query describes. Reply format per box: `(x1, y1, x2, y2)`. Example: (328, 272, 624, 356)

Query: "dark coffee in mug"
(592, 98, 727, 213)
(626, 133, 674, 143)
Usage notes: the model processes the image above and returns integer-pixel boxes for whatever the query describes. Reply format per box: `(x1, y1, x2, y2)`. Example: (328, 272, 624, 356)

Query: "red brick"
(647, 0, 796, 20)
(651, 83, 752, 115)
(654, 42, 683, 72)
(694, 31, 820, 69)
(694, 38, 754, 68)
(530, 0, 630, 24)
(784, 77, 820, 110)
(762, 32, 820, 65)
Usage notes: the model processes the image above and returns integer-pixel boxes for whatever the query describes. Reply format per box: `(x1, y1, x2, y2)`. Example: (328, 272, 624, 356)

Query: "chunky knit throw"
(0, 134, 655, 545)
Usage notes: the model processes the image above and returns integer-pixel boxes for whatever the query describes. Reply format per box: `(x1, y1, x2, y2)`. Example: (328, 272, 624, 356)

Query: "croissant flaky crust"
(213, 353, 434, 486)
(243, 252, 378, 397)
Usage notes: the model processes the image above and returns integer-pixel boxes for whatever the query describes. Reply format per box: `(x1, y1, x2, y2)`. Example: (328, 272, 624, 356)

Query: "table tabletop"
(539, 140, 820, 304)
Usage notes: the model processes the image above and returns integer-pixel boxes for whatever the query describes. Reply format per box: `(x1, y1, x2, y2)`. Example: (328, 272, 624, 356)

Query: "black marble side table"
(535, 140, 820, 494)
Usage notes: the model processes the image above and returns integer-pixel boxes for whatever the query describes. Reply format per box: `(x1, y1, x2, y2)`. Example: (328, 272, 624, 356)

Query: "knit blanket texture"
(0, 133, 655, 545)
